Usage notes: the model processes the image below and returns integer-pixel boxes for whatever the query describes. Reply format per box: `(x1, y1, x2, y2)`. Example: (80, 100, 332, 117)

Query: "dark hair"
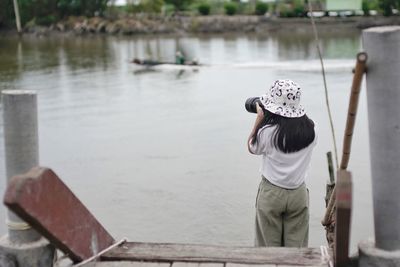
(251, 110, 315, 153)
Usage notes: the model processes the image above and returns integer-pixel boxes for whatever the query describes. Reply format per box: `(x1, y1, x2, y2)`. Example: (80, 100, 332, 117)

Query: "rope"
(6, 220, 32, 230)
(320, 245, 334, 267)
(73, 238, 127, 267)
(307, 1, 339, 171)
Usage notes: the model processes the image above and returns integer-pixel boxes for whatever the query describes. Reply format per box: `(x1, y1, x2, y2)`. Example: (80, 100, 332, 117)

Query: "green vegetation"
(1, 0, 109, 27)
(198, 2, 211, 15)
(277, 3, 294, 17)
(255, 2, 269, 15)
(224, 2, 238, 15)
(360, 0, 399, 16)
(143, 0, 164, 13)
(378, 0, 400, 16)
(126, 0, 164, 13)
(362, 0, 379, 15)
(276, 0, 306, 18)
(363, 0, 371, 15)
(164, 0, 194, 11)
(57, 0, 109, 17)
(0, 1, 15, 27)
(293, 0, 306, 17)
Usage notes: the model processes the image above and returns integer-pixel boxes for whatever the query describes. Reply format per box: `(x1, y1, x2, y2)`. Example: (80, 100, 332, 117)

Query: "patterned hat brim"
(260, 94, 306, 118)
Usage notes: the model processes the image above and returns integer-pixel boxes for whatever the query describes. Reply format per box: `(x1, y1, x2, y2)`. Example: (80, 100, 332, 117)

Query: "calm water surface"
(0, 31, 373, 251)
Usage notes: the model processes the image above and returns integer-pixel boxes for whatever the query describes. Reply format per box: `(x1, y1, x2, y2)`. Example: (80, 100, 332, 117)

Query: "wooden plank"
(334, 170, 352, 267)
(84, 262, 171, 267)
(227, 263, 276, 267)
(101, 242, 330, 266)
(3, 167, 115, 262)
(227, 263, 329, 267)
(173, 262, 223, 267)
(83, 263, 330, 267)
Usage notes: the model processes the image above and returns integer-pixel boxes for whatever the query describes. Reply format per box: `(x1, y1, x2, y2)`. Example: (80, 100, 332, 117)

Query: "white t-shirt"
(249, 125, 317, 189)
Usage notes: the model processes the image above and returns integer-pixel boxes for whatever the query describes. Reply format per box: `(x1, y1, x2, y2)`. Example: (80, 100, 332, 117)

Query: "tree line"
(0, 0, 109, 27)
(0, 0, 399, 29)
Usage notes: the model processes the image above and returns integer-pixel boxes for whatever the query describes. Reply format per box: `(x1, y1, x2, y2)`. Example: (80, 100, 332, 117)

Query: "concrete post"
(2, 90, 41, 243)
(0, 90, 54, 266)
(359, 26, 400, 267)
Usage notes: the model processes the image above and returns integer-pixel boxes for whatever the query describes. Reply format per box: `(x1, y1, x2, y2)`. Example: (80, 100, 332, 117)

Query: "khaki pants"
(255, 177, 309, 247)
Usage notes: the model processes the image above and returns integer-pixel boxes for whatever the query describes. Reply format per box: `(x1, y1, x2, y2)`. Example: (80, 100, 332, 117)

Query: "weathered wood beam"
(3, 167, 115, 262)
(334, 170, 352, 267)
(173, 262, 224, 267)
(83, 262, 330, 267)
(84, 262, 171, 267)
(101, 242, 330, 266)
(226, 263, 276, 267)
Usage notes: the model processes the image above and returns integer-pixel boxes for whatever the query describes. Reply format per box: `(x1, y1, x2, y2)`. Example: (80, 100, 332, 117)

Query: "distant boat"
(131, 58, 201, 69)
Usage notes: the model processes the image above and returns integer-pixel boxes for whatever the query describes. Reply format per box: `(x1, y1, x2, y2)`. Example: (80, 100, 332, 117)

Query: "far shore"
(1, 15, 400, 37)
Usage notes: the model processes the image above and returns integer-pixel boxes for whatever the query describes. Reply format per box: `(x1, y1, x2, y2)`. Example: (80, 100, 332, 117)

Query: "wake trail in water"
(228, 59, 354, 72)
(141, 59, 354, 72)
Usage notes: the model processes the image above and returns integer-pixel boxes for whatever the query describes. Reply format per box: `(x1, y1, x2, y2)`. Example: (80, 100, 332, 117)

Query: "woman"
(247, 79, 317, 247)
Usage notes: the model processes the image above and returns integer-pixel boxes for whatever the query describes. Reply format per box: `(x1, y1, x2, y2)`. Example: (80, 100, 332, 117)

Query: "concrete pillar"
(2, 90, 41, 243)
(359, 240, 400, 267)
(359, 26, 400, 267)
(0, 90, 54, 266)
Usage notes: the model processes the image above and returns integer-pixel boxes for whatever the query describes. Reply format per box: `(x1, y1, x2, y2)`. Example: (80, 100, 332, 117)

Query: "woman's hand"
(247, 103, 265, 154)
(255, 103, 264, 125)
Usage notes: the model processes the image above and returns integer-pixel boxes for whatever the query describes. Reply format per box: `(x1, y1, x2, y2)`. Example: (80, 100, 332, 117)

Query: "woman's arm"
(247, 103, 265, 154)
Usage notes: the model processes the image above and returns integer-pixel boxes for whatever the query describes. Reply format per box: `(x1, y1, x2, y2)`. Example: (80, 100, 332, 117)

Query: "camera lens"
(245, 97, 261, 113)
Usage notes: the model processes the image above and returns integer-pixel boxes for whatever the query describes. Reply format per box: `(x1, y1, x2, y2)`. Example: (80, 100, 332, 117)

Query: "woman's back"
(250, 124, 317, 189)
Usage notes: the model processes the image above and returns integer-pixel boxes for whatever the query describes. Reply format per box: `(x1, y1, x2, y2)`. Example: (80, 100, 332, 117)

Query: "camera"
(245, 97, 262, 113)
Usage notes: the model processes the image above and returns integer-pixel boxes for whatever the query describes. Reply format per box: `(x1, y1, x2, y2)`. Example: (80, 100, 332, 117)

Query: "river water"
(0, 31, 373, 251)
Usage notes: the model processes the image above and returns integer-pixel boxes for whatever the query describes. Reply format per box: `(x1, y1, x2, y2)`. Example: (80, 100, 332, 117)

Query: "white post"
(359, 26, 400, 266)
(2, 90, 41, 243)
(0, 90, 54, 266)
(12, 0, 22, 34)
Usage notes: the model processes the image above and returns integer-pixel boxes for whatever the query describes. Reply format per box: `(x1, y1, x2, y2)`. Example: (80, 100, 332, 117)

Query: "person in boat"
(175, 51, 185, 65)
(247, 79, 317, 247)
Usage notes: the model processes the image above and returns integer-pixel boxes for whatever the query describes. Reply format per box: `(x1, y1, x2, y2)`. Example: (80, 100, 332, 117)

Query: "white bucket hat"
(260, 79, 306, 118)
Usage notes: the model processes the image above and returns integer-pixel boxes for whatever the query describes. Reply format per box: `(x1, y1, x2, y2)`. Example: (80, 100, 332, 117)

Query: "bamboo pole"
(340, 52, 368, 170)
(12, 0, 22, 34)
(324, 152, 335, 207)
(321, 52, 367, 225)
(327, 151, 335, 184)
(308, 0, 339, 170)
